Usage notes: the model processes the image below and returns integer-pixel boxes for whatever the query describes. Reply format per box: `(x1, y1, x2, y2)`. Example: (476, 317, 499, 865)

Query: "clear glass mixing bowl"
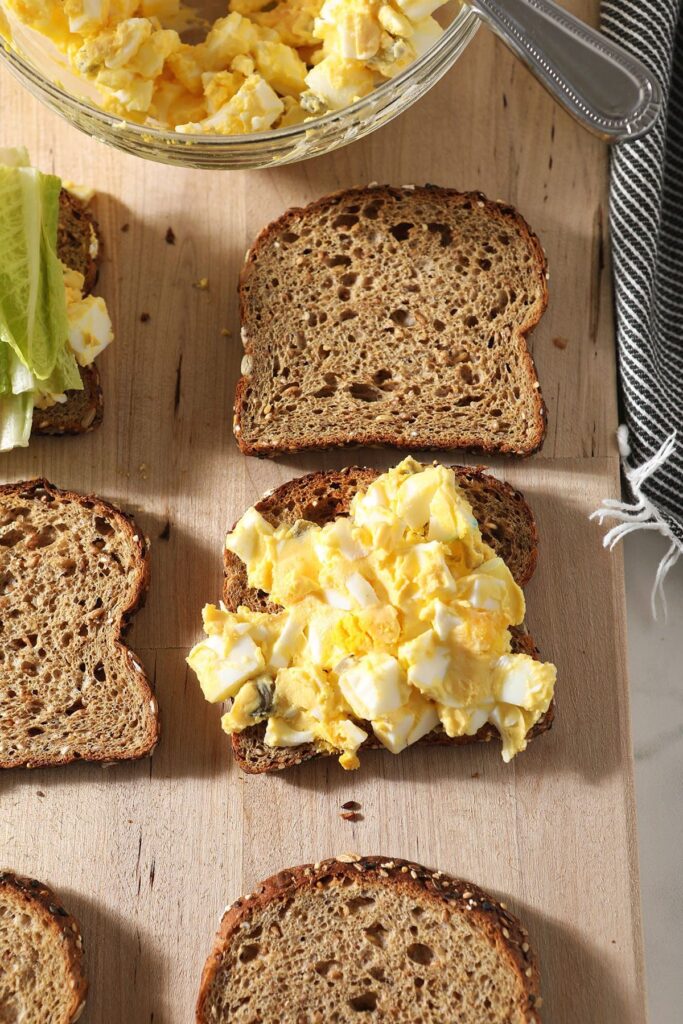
(0, 2, 479, 168)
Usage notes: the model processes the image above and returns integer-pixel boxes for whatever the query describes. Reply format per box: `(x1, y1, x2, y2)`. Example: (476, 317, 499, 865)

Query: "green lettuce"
(0, 148, 82, 451)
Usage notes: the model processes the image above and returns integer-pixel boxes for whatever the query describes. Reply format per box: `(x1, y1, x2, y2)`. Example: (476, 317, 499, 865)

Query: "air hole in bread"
(363, 922, 388, 948)
(326, 254, 352, 268)
(27, 726, 44, 736)
(389, 222, 413, 242)
(372, 369, 392, 388)
(345, 895, 376, 914)
(93, 662, 106, 682)
(349, 383, 381, 403)
(478, 258, 492, 271)
(65, 699, 84, 716)
(427, 222, 453, 247)
(0, 529, 24, 548)
(281, 232, 299, 243)
(0, 572, 17, 595)
(94, 516, 114, 536)
(333, 214, 359, 230)
(339, 309, 357, 323)
(238, 944, 261, 963)
(389, 309, 415, 328)
(27, 528, 56, 552)
(338, 287, 351, 301)
(407, 943, 435, 966)
(348, 991, 378, 1012)
(362, 204, 381, 220)
(315, 959, 342, 978)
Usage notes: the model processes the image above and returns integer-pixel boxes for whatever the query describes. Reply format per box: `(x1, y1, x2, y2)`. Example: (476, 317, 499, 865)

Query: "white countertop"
(625, 531, 683, 1023)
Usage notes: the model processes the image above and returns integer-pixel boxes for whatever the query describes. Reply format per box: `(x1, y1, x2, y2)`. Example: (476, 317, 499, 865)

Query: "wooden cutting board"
(0, 1, 646, 1019)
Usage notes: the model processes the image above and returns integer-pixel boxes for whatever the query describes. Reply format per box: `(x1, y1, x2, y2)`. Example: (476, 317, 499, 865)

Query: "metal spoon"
(467, 0, 662, 142)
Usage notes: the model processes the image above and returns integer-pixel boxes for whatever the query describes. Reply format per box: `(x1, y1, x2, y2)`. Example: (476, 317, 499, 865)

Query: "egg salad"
(3, 0, 454, 133)
(0, 147, 113, 451)
(188, 459, 556, 769)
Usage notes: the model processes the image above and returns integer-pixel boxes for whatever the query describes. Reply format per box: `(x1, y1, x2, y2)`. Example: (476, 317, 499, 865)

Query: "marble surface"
(625, 531, 683, 1024)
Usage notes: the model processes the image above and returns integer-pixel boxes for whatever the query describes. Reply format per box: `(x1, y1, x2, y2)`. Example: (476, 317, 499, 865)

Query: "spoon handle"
(468, 0, 662, 142)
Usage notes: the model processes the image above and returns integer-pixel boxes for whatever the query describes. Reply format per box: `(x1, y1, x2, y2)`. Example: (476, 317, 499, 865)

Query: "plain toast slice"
(235, 185, 548, 457)
(0, 479, 159, 768)
(223, 466, 553, 773)
(32, 190, 105, 437)
(196, 856, 542, 1024)
(0, 871, 87, 1023)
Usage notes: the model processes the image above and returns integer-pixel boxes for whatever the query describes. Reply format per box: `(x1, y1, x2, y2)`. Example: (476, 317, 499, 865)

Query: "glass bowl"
(0, 3, 479, 169)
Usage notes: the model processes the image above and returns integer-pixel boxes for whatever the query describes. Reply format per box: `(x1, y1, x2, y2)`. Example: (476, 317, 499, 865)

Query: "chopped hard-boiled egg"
(188, 459, 557, 768)
(34, 264, 114, 410)
(7, 0, 452, 132)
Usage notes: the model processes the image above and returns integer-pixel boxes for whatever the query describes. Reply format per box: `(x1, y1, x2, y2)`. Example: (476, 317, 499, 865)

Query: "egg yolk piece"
(188, 458, 557, 768)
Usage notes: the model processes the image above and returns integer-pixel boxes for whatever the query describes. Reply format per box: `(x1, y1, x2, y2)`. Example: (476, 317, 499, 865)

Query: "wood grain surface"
(0, 1, 646, 1020)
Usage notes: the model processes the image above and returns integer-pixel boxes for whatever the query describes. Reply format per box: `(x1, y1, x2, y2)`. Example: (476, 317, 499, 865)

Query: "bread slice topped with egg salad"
(187, 459, 556, 773)
(0, 149, 112, 452)
(235, 185, 548, 457)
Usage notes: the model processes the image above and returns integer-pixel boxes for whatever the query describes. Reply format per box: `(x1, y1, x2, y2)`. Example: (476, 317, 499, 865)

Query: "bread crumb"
(221, 327, 232, 337)
(120, 223, 130, 232)
(340, 811, 362, 822)
(165, 226, 176, 245)
(552, 336, 568, 349)
(193, 277, 209, 290)
(140, 312, 150, 322)
(341, 800, 361, 811)
(138, 463, 148, 479)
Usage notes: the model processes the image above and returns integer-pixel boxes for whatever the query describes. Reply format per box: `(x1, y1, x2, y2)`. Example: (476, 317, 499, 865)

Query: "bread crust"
(221, 465, 552, 773)
(0, 870, 88, 1023)
(0, 479, 159, 768)
(234, 185, 548, 459)
(196, 855, 542, 1023)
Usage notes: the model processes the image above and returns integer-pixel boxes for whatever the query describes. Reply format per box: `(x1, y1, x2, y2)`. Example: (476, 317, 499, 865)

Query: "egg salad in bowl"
(2, 0, 456, 133)
(188, 459, 556, 770)
(0, 0, 478, 165)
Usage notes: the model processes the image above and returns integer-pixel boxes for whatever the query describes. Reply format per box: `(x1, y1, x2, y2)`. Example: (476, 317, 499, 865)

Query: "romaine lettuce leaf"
(0, 392, 34, 451)
(0, 149, 83, 451)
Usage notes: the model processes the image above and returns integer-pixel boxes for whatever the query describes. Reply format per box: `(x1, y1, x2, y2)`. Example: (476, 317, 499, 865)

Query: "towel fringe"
(590, 427, 682, 619)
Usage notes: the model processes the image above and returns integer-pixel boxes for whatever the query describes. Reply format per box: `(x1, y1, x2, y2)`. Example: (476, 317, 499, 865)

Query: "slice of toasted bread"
(0, 479, 159, 768)
(0, 871, 87, 1023)
(32, 190, 104, 438)
(235, 185, 548, 458)
(196, 856, 542, 1024)
(223, 466, 553, 773)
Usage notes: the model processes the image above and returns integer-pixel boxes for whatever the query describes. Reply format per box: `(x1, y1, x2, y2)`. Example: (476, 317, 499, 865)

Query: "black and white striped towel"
(593, 0, 683, 611)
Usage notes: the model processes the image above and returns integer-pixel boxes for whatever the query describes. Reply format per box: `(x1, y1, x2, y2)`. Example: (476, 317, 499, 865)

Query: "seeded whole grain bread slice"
(235, 185, 548, 458)
(196, 855, 542, 1024)
(32, 190, 105, 438)
(223, 466, 553, 773)
(0, 870, 87, 1023)
(0, 479, 159, 768)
